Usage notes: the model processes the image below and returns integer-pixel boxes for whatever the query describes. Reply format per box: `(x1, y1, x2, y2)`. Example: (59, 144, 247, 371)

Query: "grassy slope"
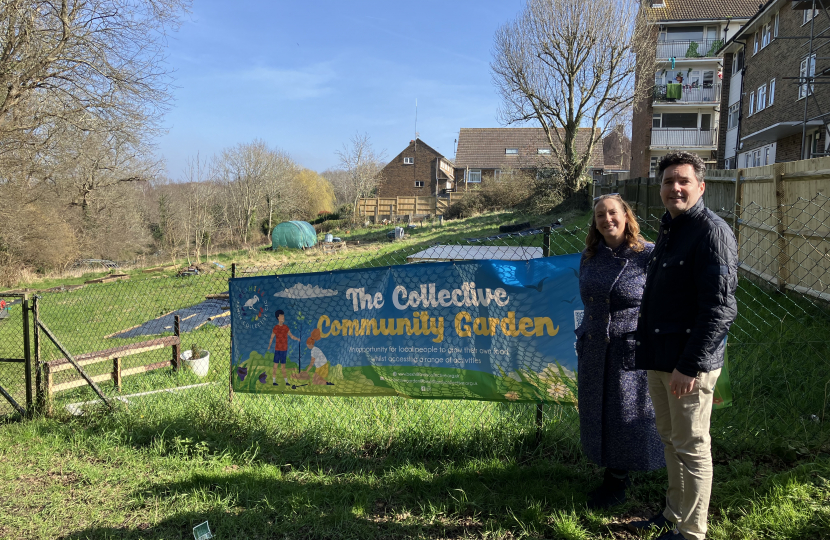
(1, 208, 830, 538)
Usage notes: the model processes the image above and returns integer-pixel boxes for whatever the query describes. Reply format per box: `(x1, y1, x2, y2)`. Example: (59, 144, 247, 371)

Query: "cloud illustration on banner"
(274, 284, 338, 299)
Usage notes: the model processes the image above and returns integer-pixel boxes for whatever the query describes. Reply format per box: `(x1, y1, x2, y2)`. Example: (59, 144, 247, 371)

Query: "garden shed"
(271, 221, 318, 249)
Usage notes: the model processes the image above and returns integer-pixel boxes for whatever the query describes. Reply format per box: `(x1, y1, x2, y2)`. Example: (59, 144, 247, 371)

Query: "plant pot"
(180, 349, 210, 377)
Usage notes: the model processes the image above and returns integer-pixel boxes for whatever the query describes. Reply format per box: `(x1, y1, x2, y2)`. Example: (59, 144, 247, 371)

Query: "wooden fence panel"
(357, 193, 464, 217)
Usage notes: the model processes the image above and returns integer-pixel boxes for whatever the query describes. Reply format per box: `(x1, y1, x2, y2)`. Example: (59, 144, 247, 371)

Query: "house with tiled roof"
(452, 127, 605, 190)
(630, 0, 758, 177)
(376, 138, 454, 198)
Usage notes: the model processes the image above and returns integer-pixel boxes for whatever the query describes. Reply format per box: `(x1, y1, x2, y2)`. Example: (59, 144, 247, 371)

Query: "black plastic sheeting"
(109, 298, 229, 339)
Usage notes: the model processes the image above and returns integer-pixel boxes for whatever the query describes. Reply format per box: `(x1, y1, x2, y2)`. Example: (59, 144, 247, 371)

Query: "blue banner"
(230, 255, 584, 403)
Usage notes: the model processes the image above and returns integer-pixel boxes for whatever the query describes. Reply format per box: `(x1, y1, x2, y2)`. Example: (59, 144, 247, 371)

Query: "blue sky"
(157, 0, 526, 178)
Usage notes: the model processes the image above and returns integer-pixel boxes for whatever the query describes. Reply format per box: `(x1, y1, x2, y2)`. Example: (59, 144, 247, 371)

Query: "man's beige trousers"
(647, 369, 721, 540)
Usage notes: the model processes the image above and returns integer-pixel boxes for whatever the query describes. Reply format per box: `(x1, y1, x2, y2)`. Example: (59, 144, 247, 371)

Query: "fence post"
(732, 169, 744, 239)
(172, 315, 181, 370)
(113, 357, 122, 392)
(536, 226, 553, 445)
(772, 164, 789, 291)
(229, 263, 236, 403)
(21, 293, 32, 415)
(33, 295, 43, 414)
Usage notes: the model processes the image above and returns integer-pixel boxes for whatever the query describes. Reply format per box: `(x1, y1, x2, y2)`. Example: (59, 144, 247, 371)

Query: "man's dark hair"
(657, 151, 706, 184)
(275, 309, 284, 318)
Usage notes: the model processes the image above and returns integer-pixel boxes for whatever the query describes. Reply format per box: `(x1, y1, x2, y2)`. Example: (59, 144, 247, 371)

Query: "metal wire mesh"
(1, 200, 828, 457)
(0, 295, 27, 417)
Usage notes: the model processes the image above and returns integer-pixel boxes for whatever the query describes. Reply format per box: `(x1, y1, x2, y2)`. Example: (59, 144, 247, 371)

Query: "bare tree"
(320, 168, 352, 208)
(215, 141, 273, 245)
(0, 0, 189, 150)
(491, 0, 653, 193)
(181, 154, 217, 264)
(261, 149, 300, 233)
(336, 133, 385, 212)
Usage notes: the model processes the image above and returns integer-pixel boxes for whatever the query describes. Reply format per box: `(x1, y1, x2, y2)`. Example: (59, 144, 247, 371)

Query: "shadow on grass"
(55, 456, 639, 540)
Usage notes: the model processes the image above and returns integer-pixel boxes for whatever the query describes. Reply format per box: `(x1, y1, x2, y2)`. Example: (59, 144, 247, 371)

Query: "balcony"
(651, 128, 716, 147)
(656, 39, 723, 59)
(654, 83, 721, 103)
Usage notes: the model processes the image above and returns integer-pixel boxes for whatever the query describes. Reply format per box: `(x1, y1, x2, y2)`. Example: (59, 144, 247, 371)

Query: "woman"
(575, 194, 664, 509)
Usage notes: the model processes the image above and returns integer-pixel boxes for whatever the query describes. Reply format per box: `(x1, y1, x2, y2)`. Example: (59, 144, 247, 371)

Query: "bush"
(444, 172, 533, 219)
(317, 219, 345, 233)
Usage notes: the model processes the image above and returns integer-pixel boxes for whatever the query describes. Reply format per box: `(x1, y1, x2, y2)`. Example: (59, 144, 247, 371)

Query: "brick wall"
(740, 3, 830, 157)
(377, 140, 442, 198)
(630, 60, 654, 178)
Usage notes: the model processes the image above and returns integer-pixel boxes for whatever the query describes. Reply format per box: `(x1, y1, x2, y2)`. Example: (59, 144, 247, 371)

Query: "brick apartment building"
(719, 0, 830, 168)
(376, 138, 454, 198)
(630, 0, 756, 177)
(453, 127, 605, 189)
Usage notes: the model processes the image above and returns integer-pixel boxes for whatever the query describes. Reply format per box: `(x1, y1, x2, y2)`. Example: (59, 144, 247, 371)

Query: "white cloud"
(274, 283, 338, 299)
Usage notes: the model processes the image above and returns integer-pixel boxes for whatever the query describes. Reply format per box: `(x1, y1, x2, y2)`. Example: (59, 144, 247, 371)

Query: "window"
(649, 156, 660, 178)
(703, 70, 714, 87)
(804, 8, 819, 25)
(689, 70, 701, 87)
(758, 84, 767, 111)
(799, 54, 816, 99)
(727, 103, 740, 130)
(414, 181, 424, 188)
(655, 71, 665, 86)
(403, 157, 414, 164)
(732, 50, 744, 76)
(505, 148, 518, 154)
(653, 113, 662, 128)
(774, 12, 779, 37)
(537, 148, 551, 154)
(662, 112, 698, 128)
(749, 91, 755, 115)
(762, 21, 772, 48)
(769, 78, 775, 105)
(468, 169, 481, 183)
(753, 32, 759, 54)
(764, 147, 770, 165)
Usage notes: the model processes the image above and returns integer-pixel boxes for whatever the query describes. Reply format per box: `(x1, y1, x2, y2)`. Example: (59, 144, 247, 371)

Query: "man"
(267, 309, 300, 386)
(630, 152, 738, 540)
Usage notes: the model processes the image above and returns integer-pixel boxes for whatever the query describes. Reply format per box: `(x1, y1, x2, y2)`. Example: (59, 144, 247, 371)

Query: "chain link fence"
(0, 199, 828, 458)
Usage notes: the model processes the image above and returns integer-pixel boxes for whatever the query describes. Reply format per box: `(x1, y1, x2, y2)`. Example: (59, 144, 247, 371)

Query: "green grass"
(0, 394, 828, 539)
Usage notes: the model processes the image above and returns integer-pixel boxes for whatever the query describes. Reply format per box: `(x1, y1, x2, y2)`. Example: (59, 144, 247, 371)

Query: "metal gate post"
(229, 263, 236, 403)
(21, 294, 33, 414)
(33, 296, 42, 414)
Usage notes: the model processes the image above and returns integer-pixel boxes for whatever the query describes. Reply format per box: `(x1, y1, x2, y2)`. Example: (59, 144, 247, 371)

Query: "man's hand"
(670, 369, 696, 398)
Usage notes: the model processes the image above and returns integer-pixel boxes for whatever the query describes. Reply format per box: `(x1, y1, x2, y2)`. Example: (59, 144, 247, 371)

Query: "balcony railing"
(651, 128, 716, 147)
(654, 83, 721, 103)
(656, 39, 723, 59)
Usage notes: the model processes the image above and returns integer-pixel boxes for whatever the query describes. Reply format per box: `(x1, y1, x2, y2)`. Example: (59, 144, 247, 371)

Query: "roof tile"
(643, 0, 759, 22)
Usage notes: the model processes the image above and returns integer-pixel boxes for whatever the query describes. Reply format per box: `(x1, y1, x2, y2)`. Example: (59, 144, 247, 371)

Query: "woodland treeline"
(0, 1, 382, 287)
